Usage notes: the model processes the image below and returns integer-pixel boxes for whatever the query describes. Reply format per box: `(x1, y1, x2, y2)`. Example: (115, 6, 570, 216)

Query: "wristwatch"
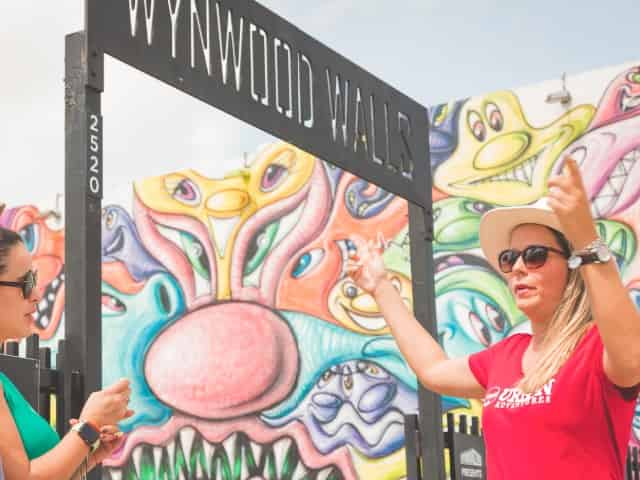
(71, 420, 101, 453)
(567, 237, 612, 269)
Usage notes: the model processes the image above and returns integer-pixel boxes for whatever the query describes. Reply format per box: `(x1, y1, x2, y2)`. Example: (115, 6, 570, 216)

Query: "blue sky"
(1, 1, 638, 208)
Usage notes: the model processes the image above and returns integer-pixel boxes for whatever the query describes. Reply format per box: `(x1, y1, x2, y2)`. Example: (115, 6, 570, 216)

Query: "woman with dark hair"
(347, 158, 640, 479)
(0, 227, 133, 479)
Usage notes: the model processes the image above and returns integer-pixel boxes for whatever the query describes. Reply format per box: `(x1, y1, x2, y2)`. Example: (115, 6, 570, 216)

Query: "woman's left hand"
(69, 418, 125, 465)
(546, 156, 599, 249)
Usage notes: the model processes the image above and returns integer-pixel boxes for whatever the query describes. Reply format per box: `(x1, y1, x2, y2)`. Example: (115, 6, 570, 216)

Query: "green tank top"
(0, 372, 60, 460)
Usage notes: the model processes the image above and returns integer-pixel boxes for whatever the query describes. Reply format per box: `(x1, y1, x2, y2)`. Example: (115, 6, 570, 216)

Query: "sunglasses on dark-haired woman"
(0, 269, 38, 298)
(498, 245, 568, 274)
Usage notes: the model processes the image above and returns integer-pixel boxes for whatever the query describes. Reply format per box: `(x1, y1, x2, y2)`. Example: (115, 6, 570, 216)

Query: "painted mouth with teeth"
(555, 113, 640, 218)
(34, 270, 65, 338)
(620, 88, 640, 113)
(467, 150, 540, 186)
(103, 416, 356, 480)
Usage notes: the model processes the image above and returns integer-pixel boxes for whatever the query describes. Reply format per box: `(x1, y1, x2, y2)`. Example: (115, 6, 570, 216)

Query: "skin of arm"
(350, 246, 486, 399)
(0, 382, 94, 480)
(547, 158, 640, 388)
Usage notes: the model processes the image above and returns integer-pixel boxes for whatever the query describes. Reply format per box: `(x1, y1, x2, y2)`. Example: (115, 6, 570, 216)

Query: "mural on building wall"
(2, 61, 640, 479)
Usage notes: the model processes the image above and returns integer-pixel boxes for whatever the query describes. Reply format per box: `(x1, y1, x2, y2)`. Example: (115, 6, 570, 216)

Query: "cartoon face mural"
(434, 254, 524, 359)
(429, 100, 466, 172)
(102, 205, 165, 282)
(267, 360, 417, 459)
(328, 272, 412, 335)
(433, 91, 594, 205)
(591, 65, 640, 130)
(432, 197, 495, 253)
(276, 171, 408, 329)
(0, 205, 65, 342)
(105, 302, 358, 479)
(101, 264, 184, 432)
(552, 74, 640, 218)
(134, 142, 332, 307)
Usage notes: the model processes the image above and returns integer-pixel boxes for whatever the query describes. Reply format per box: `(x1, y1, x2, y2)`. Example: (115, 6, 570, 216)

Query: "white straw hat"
(479, 197, 565, 272)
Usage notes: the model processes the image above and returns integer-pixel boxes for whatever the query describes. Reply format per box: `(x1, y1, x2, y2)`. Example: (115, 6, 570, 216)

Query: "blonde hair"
(516, 228, 593, 393)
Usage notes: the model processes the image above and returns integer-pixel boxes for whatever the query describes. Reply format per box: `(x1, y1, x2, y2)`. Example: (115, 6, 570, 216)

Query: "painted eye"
(391, 277, 402, 292)
(101, 293, 126, 314)
(244, 222, 280, 276)
(291, 248, 325, 278)
(469, 311, 491, 347)
(179, 232, 210, 280)
(453, 303, 491, 347)
(485, 103, 503, 131)
(467, 110, 486, 142)
(433, 207, 441, 223)
(432, 103, 449, 127)
(261, 164, 288, 192)
(630, 289, 640, 311)
(318, 369, 336, 388)
(172, 179, 201, 206)
(464, 200, 492, 215)
(476, 297, 506, 333)
(627, 70, 640, 84)
(18, 224, 39, 254)
(104, 209, 118, 230)
(343, 375, 354, 392)
(343, 281, 359, 299)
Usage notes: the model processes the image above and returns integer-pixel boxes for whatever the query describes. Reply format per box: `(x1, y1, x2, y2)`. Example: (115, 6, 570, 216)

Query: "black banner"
(86, 0, 430, 207)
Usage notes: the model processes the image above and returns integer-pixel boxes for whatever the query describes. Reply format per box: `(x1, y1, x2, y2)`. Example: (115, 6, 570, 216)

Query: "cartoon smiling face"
(433, 91, 594, 205)
(328, 272, 412, 335)
(591, 65, 640, 129)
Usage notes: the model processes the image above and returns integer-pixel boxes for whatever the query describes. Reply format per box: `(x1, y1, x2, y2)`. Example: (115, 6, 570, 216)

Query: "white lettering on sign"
(123, 0, 417, 180)
(88, 113, 102, 197)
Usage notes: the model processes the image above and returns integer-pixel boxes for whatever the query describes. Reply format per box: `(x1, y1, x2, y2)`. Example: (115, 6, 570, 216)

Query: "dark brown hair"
(0, 227, 23, 275)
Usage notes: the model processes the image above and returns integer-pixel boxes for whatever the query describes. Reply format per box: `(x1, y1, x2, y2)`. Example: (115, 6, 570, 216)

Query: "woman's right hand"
(78, 378, 133, 428)
(346, 236, 389, 295)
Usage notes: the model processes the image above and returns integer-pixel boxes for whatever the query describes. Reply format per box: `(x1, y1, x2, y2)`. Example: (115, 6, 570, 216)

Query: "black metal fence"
(405, 413, 640, 480)
(0, 334, 81, 438)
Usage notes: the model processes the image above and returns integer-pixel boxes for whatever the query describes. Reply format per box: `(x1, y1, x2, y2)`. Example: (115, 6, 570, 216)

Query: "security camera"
(545, 73, 572, 105)
(545, 90, 572, 105)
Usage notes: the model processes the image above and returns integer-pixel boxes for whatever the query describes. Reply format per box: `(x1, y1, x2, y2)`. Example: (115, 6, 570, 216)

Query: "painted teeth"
(347, 310, 387, 331)
(591, 146, 640, 217)
(179, 426, 196, 474)
(621, 90, 640, 112)
(132, 445, 143, 479)
(106, 429, 342, 480)
(469, 154, 538, 186)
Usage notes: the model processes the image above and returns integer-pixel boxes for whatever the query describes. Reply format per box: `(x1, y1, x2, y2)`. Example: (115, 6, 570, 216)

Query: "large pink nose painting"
(145, 302, 299, 419)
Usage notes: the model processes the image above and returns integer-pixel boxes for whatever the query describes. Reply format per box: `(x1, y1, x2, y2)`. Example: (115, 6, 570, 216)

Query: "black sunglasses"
(0, 270, 38, 298)
(498, 245, 568, 273)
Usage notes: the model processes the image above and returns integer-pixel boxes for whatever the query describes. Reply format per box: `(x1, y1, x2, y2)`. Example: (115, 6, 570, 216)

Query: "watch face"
(596, 244, 611, 262)
(79, 422, 100, 444)
(568, 255, 582, 269)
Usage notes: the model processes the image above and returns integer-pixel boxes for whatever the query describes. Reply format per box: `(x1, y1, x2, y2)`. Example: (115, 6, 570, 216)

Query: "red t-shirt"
(469, 325, 638, 479)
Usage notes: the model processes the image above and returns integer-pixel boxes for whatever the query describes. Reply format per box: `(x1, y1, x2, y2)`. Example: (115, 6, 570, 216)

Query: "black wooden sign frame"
(65, 1, 444, 478)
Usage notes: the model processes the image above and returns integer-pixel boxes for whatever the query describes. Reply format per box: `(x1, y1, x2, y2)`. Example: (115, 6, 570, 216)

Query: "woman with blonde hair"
(348, 158, 640, 479)
(0, 226, 133, 479)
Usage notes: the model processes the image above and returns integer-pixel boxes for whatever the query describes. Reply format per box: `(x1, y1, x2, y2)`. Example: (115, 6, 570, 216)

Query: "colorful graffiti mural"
(2, 61, 640, 478)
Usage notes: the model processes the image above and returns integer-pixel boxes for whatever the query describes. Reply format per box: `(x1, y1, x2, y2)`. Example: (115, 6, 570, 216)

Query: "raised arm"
(348, 241, 485, 399)
(547, 157, 640, 387)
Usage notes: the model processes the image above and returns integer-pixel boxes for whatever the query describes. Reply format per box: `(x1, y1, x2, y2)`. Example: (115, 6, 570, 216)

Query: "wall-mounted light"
(545, 72, 572, 105)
